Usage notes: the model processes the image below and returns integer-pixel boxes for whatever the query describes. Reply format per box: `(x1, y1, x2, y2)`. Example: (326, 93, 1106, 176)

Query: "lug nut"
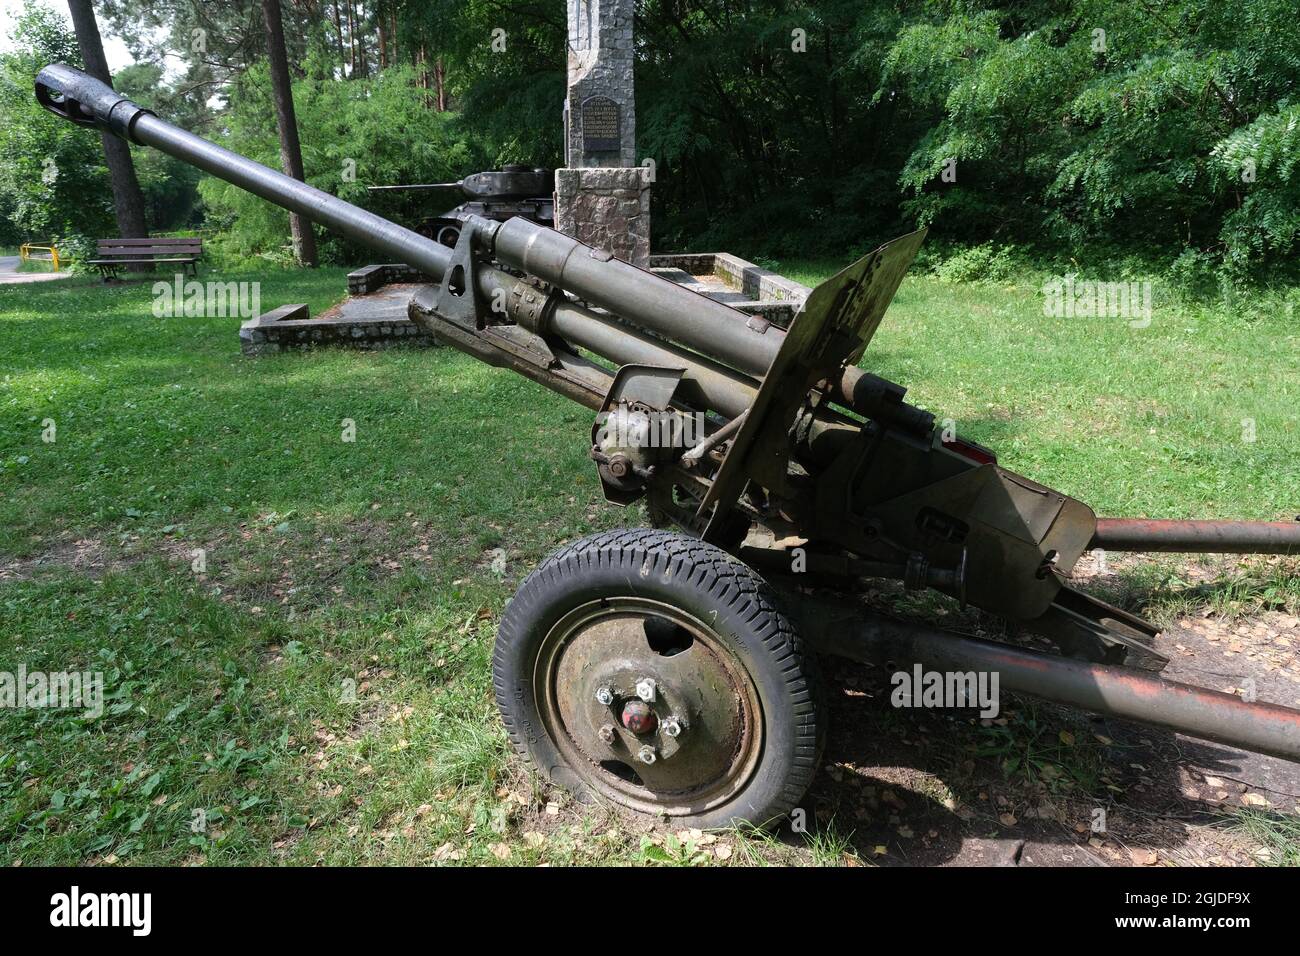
(594, 686, 615, 706)
(637, 745, 657, 765)
(661, 716, 684, 738)
(635, 678, 657, 703)
(598, 724, 616, 745)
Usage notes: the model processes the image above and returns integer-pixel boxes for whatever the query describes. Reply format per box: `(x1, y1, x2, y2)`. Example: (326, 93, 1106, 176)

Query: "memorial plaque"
(581, 96, 620, 153)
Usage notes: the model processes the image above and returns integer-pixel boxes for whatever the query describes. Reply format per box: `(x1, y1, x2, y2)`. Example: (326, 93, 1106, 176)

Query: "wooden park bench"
(87, 237, 204, 281)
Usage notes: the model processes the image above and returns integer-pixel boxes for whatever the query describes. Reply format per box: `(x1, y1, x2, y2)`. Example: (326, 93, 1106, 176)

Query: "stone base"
(554, 167, 650, 267)
(648, 252, 811, 329)
(240, 250, 809, 356)
(239, 285, 435, 356)
(347, 263, 434, 296)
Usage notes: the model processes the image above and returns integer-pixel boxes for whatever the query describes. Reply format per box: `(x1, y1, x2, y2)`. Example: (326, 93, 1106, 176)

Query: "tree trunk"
(435, 57, 446, 111)
(66, 0, 147, 239)
(345, 0, 357, 76)
(261, 0, 319, 267)
(416, 43, 431, 109)
(354, 1, 369, 77)
(331, 0, 346, 73)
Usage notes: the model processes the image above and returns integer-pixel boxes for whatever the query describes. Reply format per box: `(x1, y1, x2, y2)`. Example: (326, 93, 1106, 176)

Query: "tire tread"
(493, 528, 819, 824)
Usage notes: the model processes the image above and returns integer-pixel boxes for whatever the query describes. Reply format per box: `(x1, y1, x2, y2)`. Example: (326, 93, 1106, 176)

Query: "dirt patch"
(0, 532, 224, 584)
(0, 537, 112, 581)
(803, 653, 1281, 867)
(0, 514, 459, 611)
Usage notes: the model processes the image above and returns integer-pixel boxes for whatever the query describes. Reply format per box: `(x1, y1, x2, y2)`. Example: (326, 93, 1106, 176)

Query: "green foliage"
(930, 242, 1019, 284)
(46, 232, 98, 275)
(114, 63, 205, 230)
(876, 0, 1300, 284)
(199, 62, 473, 263)
(6, 0, 1300, 286)
(1210, 104, 1300, 278)
(393, 0, 565, 168)
(1234, 809, 1300, 866)
(0, 4, 115, 242)
(634, 0, 918, 258)
(0, 1, 207, 248)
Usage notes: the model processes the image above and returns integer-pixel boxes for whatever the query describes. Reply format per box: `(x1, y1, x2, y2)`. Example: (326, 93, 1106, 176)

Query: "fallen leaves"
(432, 842, 464, 862)
(1128, 847, 1158, 866)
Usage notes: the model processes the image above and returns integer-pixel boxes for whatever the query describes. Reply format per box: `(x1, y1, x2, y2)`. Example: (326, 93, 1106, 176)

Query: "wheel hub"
(536, 598, 763, 815)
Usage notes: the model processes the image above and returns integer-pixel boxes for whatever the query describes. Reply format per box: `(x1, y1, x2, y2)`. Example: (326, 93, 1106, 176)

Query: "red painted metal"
(1091, 517, 1300, 554)
(621, 700, 658, 735)
(802, 605, 1300, 762)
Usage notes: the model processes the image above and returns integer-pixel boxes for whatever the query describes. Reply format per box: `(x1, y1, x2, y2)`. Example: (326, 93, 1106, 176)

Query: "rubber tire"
(494, 528, 821, 829)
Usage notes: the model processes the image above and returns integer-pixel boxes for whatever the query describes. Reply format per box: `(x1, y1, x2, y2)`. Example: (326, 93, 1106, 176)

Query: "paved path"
(0, 254, 72, 284)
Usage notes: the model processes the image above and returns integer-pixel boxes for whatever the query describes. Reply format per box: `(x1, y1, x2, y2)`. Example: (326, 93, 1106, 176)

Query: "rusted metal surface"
(1091, 517, 1300, 553)
(798, 597, 1300, 763)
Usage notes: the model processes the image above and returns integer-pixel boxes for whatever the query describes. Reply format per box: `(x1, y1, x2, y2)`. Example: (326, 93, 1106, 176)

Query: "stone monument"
(241, 0, 811, 358)
(555, 0, 651, 267)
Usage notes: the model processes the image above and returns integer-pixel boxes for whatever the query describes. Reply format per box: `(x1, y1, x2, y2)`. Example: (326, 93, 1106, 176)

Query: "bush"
(931, 243, 1019, 284)
(875, 0, 1300, 284)
(51, 233, 98, 275)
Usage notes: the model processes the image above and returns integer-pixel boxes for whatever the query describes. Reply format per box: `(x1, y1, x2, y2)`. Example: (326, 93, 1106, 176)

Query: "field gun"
(37, 63, 1300, 828)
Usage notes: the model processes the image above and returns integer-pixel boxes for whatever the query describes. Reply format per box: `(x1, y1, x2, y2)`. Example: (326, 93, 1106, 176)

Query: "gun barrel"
(494, 219, 782, 380)
(366, 183, 464, 192)
(35, 63, 457, 283)
(34, 63, 910, 432)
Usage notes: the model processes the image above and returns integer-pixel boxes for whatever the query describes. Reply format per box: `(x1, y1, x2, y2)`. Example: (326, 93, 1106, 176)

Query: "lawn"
(1, 260, 1297, 866)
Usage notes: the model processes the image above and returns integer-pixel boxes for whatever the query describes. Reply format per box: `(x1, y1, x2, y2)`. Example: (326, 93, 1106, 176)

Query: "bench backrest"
(96, 237, 203, 259)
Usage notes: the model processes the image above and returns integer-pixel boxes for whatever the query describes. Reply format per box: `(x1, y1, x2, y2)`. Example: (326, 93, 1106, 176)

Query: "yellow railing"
(19, 242, 60, 272)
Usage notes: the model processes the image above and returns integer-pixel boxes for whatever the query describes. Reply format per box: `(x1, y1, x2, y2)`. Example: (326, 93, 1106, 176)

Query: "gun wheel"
(494, 528, 820, 829)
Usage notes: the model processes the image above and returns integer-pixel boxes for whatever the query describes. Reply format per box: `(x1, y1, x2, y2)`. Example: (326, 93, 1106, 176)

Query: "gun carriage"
(37, 64, 1300, 828)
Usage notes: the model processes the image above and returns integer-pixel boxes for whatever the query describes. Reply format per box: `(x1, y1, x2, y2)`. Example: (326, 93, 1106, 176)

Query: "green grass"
(780, 259, 1300, 521)
(16, 258, 56, 274)
(1, 259, 1297, 866)
(1234, 809, 1300, 866)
